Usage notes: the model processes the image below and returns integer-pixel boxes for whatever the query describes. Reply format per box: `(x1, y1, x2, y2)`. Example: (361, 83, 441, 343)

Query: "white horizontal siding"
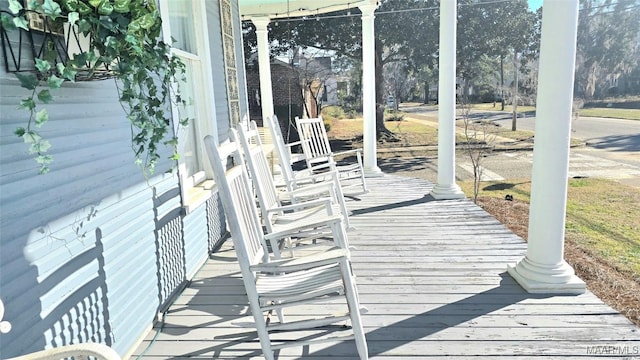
(0, 65, 182, 357)
(0, 1, 237, 357)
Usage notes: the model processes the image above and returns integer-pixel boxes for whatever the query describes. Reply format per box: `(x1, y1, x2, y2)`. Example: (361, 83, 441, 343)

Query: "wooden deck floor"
(132, 175, 640, 359)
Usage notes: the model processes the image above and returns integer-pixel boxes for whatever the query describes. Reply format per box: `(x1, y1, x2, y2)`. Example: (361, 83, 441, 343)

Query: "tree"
(458, 100, 496, 203)
(575, 0, 640, 99)
(457, 0, 538, 130)
(375, 0, 439, 139)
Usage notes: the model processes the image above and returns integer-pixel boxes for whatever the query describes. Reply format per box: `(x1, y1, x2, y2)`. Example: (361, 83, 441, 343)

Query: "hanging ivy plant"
(1, 0, 188, 174)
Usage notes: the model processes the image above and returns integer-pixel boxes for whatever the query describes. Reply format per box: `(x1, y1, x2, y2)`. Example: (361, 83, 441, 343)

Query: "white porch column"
(251, 17, 274, 126)
(360, 4, 383, 177)
(507, 0, 585, 294)
(431, 0, 464, 199)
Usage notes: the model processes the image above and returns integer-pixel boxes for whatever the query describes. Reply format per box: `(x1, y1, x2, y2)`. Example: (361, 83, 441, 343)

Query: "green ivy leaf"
(77, 19, 91, 34)
(47, 75, 65, 89)
(113, 0, 131, 13)
(19, 98, 36, 110)
(37, 89, 53, 104)
(35, 140, 52, 153)
(68, 11, 80, 26)
(35, 109, 49, 127)
(57, 63, 77, 81)
(35, 58, 52, 74)
(38, 163, 51, 175)
(76, 1, 92, 15)
(8, 0, 23, 15)
(37, 154, 53, 164)
(13, 16, 29, 31)
(89, 0, 104, 8)
(42, 0, 62, 19)
(127, 19, 140, 33)
(15, 73, 39, 90)
(23, 131, 41, 144)
(138, 13, 157, 30)
(98, 2, 113, 15)
(1, 14, 16, 30)
(61, 0, 79, 11)
(14, 127, 26, 137)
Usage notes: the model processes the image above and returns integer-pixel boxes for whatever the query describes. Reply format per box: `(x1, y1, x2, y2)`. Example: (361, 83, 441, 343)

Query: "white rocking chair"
(267, 115, 352, 229)
(236, 121, 351, 234)
(295, 116, 367, 193)
(203, 135, 368, 360)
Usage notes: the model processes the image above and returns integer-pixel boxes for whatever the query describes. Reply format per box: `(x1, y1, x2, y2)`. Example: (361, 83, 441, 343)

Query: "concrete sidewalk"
(396, 113, 537, 152)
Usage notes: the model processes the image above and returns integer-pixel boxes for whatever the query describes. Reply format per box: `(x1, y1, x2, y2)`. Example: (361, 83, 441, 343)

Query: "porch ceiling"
(239, 0, 378, 20)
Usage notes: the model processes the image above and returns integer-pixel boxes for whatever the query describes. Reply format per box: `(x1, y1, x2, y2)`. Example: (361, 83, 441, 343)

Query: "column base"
(507, 257, 585, 295)
(364, 166, 384, 178)
(430, 183, 465, 200)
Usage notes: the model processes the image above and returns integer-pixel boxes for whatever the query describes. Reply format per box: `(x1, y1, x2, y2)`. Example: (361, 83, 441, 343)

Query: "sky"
(528, 0, 543, 10)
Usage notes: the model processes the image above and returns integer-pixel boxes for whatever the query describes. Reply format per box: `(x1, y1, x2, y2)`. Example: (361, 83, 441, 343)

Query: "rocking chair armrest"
(251, 248, 349, 272)
(285, 140, 303, 148)
(288, 182, 335, 198)
(289, 169, 340, 185)
(331, 148, 363, 159)
(264, 213, 343, 240)
(307, 159, 338, 172)
(264, 197, 334, 215)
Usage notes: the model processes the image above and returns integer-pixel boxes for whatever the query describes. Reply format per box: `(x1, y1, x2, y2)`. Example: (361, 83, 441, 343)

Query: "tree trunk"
(511, 51, 519, 131)
(500, 55, 505, 111)
(374, 39, 393, 140)
(423, 80, 429, 104)
(584, 62, 598, 100)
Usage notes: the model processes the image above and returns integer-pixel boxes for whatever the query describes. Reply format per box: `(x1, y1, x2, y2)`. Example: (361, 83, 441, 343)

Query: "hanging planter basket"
(1, 4, 113, 80)
(1, 0, 188, 175)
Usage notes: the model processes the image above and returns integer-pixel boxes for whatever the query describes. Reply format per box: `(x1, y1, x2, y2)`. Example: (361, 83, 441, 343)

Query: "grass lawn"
(326, 117, 441, 146)
(579, 107, 640, 120)
(472, 103, 537, 113)
(458, 178, 640, 281)
(470, 102, 640, 121)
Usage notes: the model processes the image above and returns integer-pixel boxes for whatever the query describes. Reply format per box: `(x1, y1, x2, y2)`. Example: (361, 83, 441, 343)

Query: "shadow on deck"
(133, 175, 639, 359)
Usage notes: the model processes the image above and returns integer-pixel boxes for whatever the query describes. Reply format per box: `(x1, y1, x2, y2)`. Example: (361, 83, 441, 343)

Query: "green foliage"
(575, 0, 640, 99)
(6, 0, 186, 174)
(384, 110, 404, 122)
(321, 105, 346, 121)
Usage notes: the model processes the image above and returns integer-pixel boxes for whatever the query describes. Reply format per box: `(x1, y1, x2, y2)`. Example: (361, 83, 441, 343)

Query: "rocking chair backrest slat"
(234, 122, 281, 223)
(203, 135, 268, 266)
(296, 116, 332, 163)
(266, 115, 297, 188)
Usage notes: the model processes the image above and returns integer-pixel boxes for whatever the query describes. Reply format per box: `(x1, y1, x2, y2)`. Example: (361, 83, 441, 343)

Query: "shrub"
(322, 106, 346, 121)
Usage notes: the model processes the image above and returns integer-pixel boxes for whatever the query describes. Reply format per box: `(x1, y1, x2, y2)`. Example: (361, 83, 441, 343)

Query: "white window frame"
(159, 0, 219, 213)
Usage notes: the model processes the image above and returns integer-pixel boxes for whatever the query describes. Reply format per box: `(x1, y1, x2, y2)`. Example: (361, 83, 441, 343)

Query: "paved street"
(467, 148, 640, 187)
(381, 104, 640, 188)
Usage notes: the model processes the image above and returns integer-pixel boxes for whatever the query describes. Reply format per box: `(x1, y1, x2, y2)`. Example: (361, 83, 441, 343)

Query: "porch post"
(431, 0, 464, 199)
(360, 4, 383, 177)
(251, 17, 274, 126)
(507, 0, 585, 294)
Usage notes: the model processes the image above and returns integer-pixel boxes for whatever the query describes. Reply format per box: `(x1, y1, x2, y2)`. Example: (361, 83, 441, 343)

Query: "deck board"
(132, 174, 640, 359)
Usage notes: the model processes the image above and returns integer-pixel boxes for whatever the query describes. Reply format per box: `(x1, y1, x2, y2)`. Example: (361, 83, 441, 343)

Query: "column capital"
(359, 3, 379, 17)
(250, 16, 271, 30)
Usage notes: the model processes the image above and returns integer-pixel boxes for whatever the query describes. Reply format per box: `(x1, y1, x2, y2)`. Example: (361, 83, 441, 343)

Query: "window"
(159, 0, 217, 213)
